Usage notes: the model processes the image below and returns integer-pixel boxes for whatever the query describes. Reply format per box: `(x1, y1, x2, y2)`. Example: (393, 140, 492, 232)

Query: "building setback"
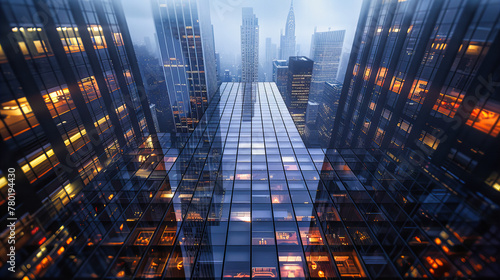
(152, 0, 217, 133)
(287, 56, 314, 135)
(331, 0, 500, 202)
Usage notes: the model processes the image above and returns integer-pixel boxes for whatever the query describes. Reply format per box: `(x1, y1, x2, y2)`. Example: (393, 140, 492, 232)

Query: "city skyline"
(122, 0, 362, 74)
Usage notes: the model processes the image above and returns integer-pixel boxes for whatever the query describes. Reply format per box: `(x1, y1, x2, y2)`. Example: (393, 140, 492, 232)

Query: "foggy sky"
(122, 0, 362, 69)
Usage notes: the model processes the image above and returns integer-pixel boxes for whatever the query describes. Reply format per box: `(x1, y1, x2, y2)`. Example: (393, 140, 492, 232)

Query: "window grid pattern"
(10, 82, 499, 280)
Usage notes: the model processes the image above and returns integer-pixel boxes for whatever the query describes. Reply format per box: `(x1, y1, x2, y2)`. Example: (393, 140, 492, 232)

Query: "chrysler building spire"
(280, 0, 296, 60)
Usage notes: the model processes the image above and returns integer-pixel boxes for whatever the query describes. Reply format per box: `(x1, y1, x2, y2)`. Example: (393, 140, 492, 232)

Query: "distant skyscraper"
(152, 0, 217, 132)
(223, 69, 232, 82)
(309, 29, 345, 102)
(317, 82, 342, 147)
(241, 7, 259, 82)
(332, 0, 500, 202)
(287, 56, 313, 135)
(303, 101, 320, 146)
(265, 37, 278, 82)
(135, 44, 176, 132)
(336, 50, 350, 82)
(280, 0, 296, 61)
(272, 60, 288, 101)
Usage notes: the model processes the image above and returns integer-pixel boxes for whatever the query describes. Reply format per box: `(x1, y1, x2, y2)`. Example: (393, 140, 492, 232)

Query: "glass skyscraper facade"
(1, 0, 500, 279)
(331, 0, 500, 200)
(272, 59, 289, 101)
(308, 30, 345, 102)
(317, 82, 343, 148)
(0, 0, 157, 272)
(152, 0, 218, 133)
(286, 57, 314, 136)
(2, 82, 499, 279)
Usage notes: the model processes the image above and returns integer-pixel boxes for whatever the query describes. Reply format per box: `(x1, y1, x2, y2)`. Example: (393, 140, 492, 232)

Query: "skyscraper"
(332, 0, 500, 201)
(279, 0, 296, 60)
(336, 49, 350, 82)
(309, 29, 345, 102)
(317, 82, 342, 147)
(303, 101, 320, 146)
(264, 37, 277, 82)
(223, 69, 232, 82)
(272, 59, 288, 101)
(287, 56, 314, 135)
(0, 0, 156, 277)
(241, 7, 259, 83)
(135, 43, 176, 132)
(4, 82, 498, 279)
(152, 0, 217, 133)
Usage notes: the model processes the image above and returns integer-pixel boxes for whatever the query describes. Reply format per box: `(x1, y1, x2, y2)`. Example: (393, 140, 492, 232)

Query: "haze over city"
(123, 0, 362, 69)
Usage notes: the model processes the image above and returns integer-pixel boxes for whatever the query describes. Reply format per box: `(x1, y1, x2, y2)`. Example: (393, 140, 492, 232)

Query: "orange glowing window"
(276, 231, 299, 245)
(390, 76, 404, 93)
(369, 102, 376, 111)
(61, 37, 84, 53)
(57, 247, 65, 255)
(252, 267, 277, 278)
(17, 41, 29, 55)
(33, 40, 48, 54)
(375, 67, 387, 86)
(279, 260, 305, 278)
(0, 97, 39, 141)
(134, 230, 154, 246)
(363, 67, 371, 80)
(409, 79, 428, 103)
(419, 132, 439, 150)
(465, 44, 482, 56)
(113, 33, 124, 46)
(300, 228, 324, 245)
(466, 103, 500, 137)
(0, 44, 6, 62)
(433, 91, 464, 118)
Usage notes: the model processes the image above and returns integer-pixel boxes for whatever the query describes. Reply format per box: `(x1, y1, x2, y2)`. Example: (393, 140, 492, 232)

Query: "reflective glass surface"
(6, 83, 499, 279)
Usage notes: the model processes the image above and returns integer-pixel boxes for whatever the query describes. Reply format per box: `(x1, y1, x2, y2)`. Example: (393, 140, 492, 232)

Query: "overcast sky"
(122, 0, 363, 68)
